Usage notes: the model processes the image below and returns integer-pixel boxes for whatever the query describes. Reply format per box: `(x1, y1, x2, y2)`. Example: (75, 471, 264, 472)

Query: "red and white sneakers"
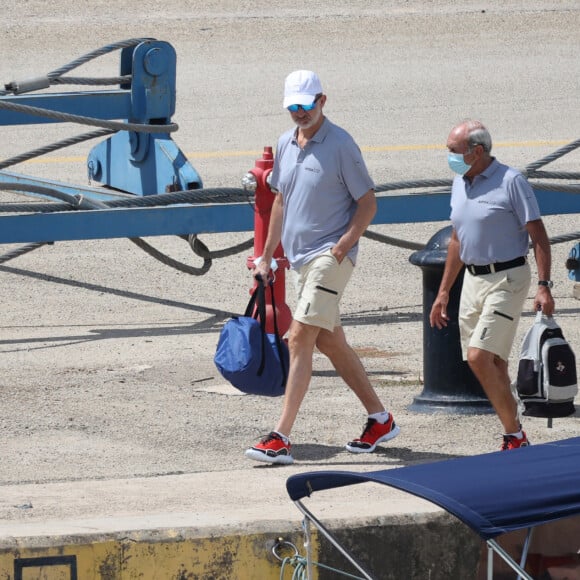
(345, 415, 400, 453)
(246, 415, 401, 464)
(245, 432, 294, 465)
(501, 431, 531, 451)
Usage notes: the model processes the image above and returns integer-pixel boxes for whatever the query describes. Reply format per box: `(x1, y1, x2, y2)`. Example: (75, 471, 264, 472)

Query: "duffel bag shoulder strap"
(244, 282, 262, 320)
(243, 279, 268, 376)
(268, 281, 288, 384)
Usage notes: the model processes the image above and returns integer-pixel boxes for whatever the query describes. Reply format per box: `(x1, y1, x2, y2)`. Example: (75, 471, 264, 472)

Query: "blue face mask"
(447, 152, 471, 175)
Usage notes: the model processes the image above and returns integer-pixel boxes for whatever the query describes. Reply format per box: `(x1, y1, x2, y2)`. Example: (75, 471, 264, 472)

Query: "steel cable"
(0, 38, 175, 132)
(0, 99, 178, 133)
(0, 182, 82, 206)
(0, 38, 152, 97)
(528, 171, 580, 180)
(527, 181, 580, 193)
(1, 39, 579, 274)
(51, 76, 132, 86)
(375, 178, 452, 192)
(0, 242, 52, 265)
(524, 137, 580, 174)
(0, 129, 114, 171)
(46, 38, 154, 80)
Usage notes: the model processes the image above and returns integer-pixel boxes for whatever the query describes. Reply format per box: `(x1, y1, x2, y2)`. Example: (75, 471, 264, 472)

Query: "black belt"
(466, 256, 526, 276)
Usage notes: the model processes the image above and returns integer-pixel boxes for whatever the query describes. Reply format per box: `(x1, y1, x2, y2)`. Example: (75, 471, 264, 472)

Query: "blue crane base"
(0, 170, 577, 243)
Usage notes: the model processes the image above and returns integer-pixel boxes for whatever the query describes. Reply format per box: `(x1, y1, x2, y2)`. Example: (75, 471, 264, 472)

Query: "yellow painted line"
(18, 140, 572, 164)
(188, 149, 265, 159)
(21, 155, 86, 164)
(19, 150, 263, 164)
(494, 140, 570, 148)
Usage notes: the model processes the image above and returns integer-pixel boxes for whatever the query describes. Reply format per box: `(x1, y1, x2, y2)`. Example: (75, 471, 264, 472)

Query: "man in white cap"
(246, 70, 399, 465)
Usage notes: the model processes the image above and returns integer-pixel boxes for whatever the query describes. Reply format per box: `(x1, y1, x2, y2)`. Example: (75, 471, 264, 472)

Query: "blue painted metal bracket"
(87, 40, 202, 195)
(0, 39, 202, 196)
(0, 170, 134, 202)
(87, 133, 201, 196)
(0, 184, 577, 244)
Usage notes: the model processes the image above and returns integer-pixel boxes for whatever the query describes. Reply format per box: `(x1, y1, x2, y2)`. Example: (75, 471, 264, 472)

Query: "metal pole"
(294, 500, 375, 580)
(486, 539, 535, 580)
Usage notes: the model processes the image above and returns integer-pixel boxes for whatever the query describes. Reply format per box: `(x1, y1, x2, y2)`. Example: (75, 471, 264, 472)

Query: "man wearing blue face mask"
(430, 120, 555, 452)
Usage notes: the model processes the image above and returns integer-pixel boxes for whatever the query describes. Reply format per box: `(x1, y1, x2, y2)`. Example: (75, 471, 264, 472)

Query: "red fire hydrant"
(244, 147, 292, 336)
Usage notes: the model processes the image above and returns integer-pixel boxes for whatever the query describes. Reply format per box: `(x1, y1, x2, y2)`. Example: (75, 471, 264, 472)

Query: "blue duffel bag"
(214, 279, 289, 396)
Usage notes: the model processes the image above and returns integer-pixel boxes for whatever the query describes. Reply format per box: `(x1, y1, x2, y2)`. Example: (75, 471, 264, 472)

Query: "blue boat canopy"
(286, 437, 580, 541)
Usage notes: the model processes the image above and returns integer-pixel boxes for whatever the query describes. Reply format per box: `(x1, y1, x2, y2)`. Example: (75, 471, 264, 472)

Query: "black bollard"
(409, 226, 492, 414)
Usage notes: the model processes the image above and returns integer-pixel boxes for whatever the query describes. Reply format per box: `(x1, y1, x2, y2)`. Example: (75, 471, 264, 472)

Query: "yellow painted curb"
(0, 530, 315, 579)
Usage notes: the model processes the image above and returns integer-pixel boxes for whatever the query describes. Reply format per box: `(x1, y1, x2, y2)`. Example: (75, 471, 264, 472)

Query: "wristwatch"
(538, 280, 554, 288)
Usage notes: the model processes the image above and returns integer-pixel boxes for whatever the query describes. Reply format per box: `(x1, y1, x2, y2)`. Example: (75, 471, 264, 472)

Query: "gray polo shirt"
(450, 159, 541, 265)
(270, 117, 374, 270)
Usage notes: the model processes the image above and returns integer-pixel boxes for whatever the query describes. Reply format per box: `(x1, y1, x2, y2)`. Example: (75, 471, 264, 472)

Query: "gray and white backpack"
(516, 311, 577, 418)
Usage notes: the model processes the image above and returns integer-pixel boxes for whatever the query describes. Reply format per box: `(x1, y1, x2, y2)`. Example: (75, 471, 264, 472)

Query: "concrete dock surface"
(0, 2, 579, 578)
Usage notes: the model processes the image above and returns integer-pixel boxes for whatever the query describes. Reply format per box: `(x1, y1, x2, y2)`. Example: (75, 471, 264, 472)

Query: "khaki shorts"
(459, 262, 531, 361)
(293, 250, 354, 332)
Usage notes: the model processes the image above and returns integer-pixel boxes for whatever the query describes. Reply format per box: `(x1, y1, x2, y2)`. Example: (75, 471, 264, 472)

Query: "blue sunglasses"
(287, 94, 321, 112)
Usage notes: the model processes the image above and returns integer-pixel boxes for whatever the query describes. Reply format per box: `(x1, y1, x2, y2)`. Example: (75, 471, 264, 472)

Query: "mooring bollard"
(409, 226, 492, 413)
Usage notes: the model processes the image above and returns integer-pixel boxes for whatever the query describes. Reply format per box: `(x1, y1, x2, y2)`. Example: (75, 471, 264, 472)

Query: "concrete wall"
(0, 512, 484, 579)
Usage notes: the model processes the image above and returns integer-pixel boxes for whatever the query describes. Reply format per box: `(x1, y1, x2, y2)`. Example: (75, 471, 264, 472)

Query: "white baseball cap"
(283, 70, 323, 109)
